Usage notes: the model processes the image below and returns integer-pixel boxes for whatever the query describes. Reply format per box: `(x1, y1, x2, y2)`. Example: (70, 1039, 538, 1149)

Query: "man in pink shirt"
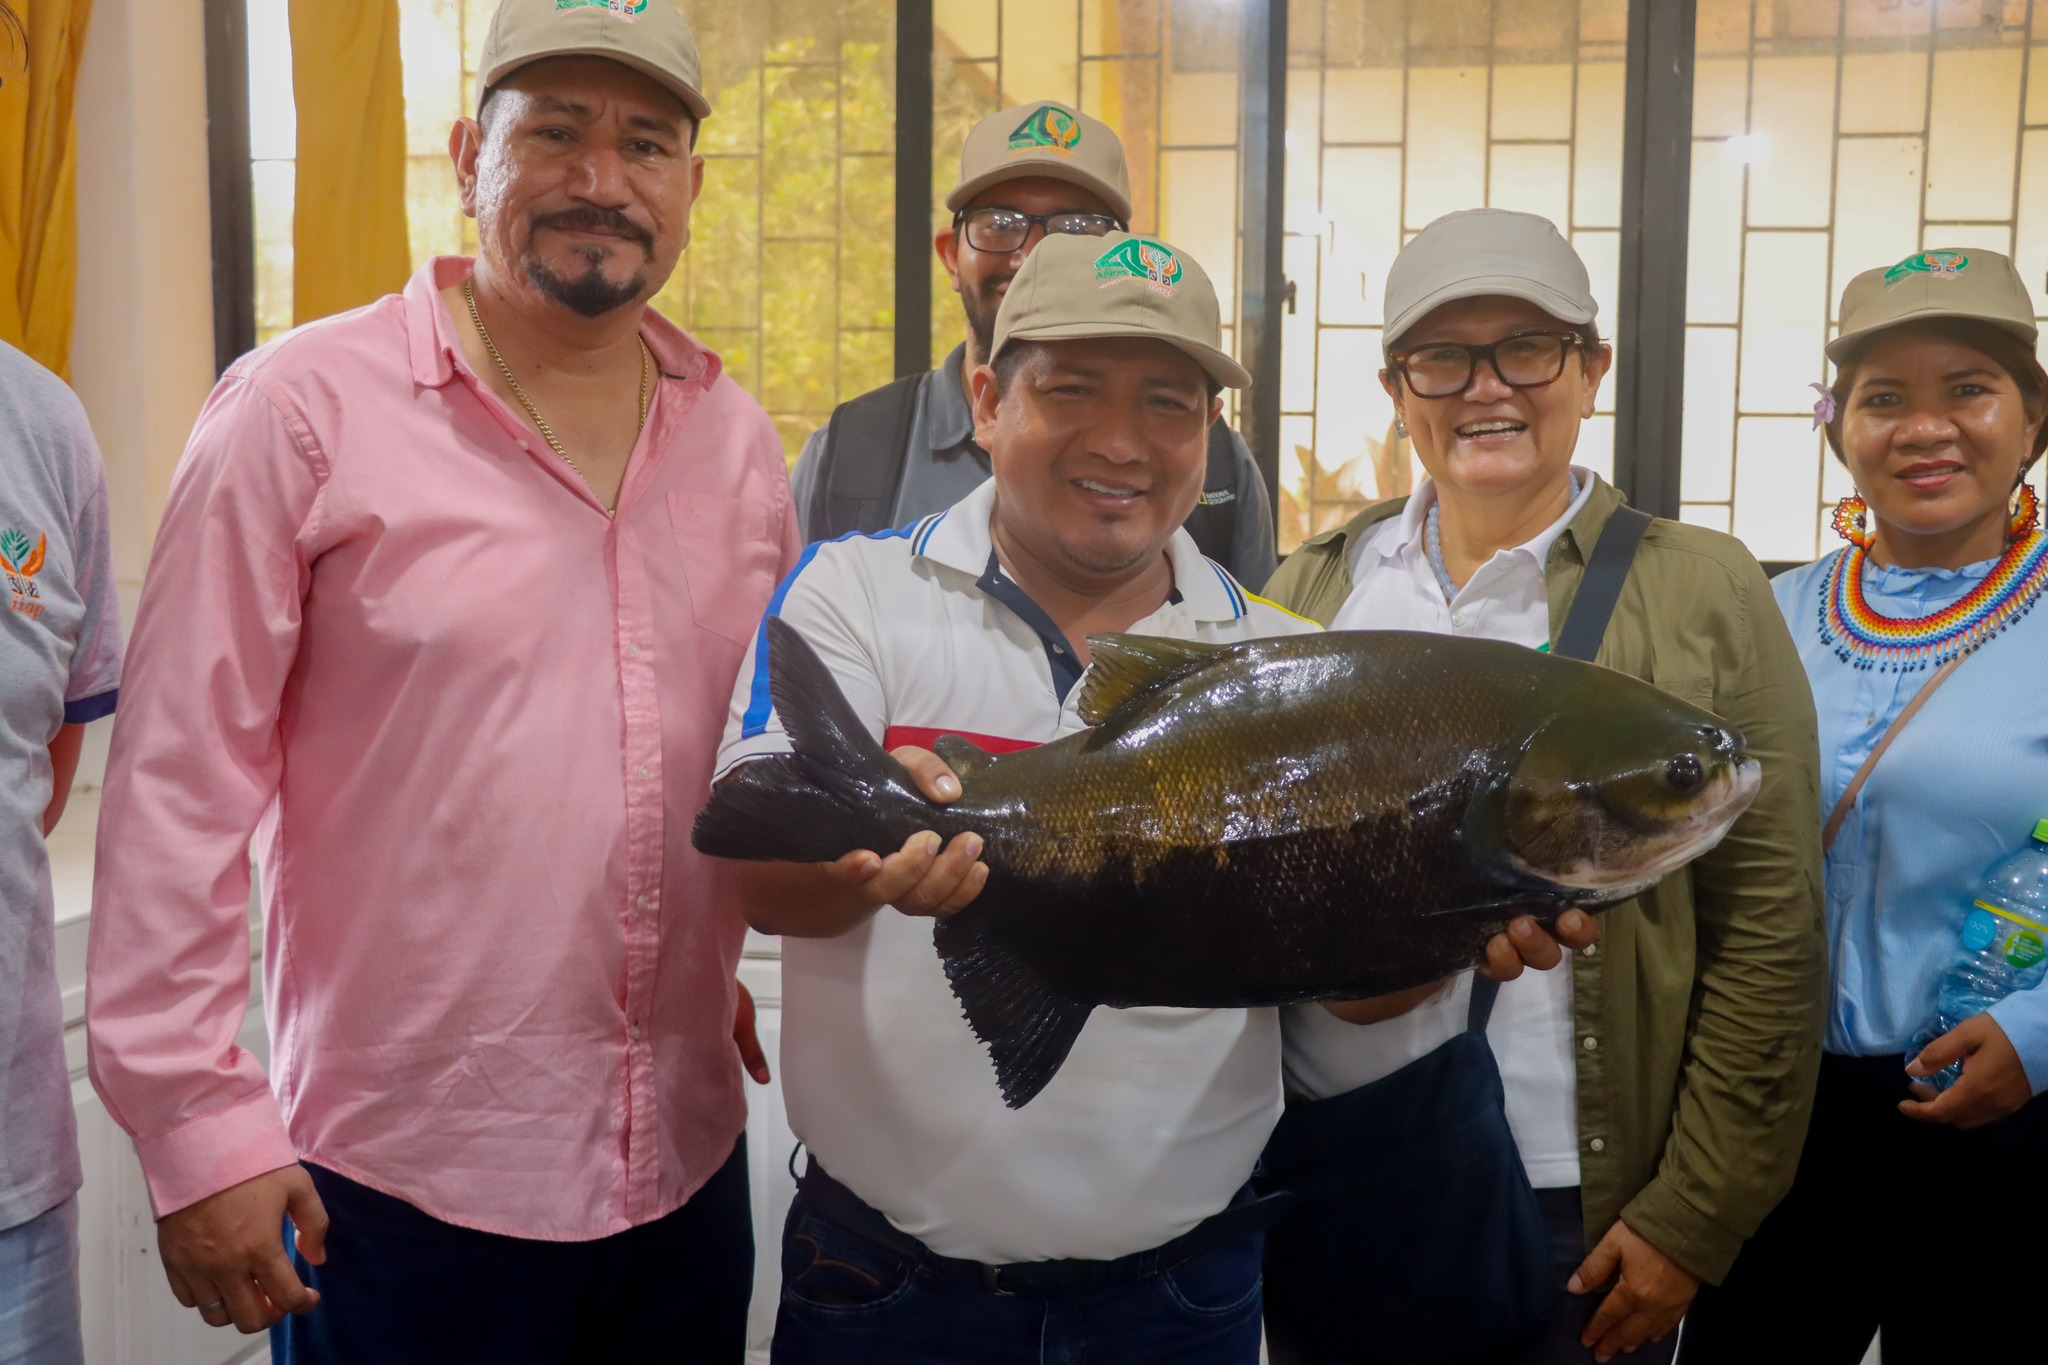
(84, 2, 796, 1359)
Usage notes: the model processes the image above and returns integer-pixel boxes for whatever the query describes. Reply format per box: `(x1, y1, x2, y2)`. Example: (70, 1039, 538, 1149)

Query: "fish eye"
(1665, 753, 1705, 794)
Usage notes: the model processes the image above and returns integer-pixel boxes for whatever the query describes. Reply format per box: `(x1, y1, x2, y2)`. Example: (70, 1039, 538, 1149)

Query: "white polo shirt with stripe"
(716, 476, 1318, 1264)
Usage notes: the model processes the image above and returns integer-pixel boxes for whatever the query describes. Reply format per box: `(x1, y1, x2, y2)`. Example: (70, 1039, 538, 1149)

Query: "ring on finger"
(197, 1299, 226, 1313)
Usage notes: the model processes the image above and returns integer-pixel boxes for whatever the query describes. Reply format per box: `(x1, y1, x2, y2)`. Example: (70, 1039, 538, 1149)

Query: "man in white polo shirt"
(715, 231, 1587, 1363)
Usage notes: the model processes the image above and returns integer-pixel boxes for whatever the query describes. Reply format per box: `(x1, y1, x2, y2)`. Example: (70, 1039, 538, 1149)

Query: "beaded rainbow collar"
(1818, 522, 2048, 671)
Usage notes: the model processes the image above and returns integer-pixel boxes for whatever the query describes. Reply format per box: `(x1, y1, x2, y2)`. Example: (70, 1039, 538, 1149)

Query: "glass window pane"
(1682, 5, 2041, 568)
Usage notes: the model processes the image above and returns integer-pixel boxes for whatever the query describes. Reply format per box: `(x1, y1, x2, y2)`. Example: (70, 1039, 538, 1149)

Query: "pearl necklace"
(1425, 472, 1582, 603)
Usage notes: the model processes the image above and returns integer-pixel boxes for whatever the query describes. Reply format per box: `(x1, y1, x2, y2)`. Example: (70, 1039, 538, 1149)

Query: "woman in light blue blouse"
(1683, 250, 2048, 1364)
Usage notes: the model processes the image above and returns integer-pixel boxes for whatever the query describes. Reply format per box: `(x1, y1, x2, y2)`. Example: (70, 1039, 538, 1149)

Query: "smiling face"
(1839, 327, 2044, 562)
(936, 178, 1119, 359)
(972, 338, 1219, 578)
(459, 56, 703, 316)
(1381, 295, 1611, 501)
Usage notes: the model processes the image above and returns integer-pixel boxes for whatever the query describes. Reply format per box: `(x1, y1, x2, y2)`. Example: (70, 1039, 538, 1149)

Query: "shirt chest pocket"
(667, 492, 781, 648)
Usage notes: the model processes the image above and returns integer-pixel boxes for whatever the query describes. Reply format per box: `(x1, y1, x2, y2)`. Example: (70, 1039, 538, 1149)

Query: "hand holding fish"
(1480, 909, 1599, 981)
(729, 745, 991, 938)
(1323, 910, 1599, 1024)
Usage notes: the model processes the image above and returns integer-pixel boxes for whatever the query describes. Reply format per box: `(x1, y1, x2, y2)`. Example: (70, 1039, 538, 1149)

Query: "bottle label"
(1969, 901, 2048, 967)
(1963, 907, 2000, 952)
(2008, 929, 2048, 969)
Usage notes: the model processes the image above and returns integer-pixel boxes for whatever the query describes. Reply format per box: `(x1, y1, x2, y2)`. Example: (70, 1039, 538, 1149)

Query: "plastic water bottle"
(1909, 819, 2048, 1091)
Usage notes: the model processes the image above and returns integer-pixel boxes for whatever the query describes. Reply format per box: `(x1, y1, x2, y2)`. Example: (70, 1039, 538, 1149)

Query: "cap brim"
(945, 163, 1132, 226)
(1827, 306, 2040, 362)
(996, 320, 1252, 389)
(1383, 276, 1597, 354)
(482, 51, 713, 122)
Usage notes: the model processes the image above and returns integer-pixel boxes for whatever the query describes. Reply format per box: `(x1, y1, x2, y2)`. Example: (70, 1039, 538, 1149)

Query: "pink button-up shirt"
(86, 258, 800, 1240)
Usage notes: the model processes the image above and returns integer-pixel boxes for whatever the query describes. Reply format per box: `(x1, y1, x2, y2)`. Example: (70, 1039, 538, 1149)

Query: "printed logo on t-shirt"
(0, 528, 47, 619)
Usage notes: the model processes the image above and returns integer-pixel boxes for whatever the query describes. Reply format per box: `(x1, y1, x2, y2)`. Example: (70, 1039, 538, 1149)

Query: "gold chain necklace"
(463, 276, 650, 516)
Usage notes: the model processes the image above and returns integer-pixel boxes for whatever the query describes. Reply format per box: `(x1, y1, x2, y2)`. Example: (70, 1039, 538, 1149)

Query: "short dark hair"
(476, 82, 700, 148)
(991, 339, 1222, 402)
(1822, 315, 2048, 468)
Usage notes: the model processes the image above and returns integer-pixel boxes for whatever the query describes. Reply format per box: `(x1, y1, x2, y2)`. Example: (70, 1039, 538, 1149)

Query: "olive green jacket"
(1261, 477, 1828, 1284)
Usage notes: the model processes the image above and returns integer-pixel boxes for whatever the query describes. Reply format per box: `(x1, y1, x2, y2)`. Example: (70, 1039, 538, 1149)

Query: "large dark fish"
(696, 617, 1760, 1108)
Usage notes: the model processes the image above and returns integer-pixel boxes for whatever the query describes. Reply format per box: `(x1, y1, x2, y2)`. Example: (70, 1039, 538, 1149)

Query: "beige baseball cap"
(1382, 208, 1597, 356)
(945, 101, 1133, 225)
(478, 0, 712, 122)
(990, 231, 1250, 389)
(1828, 248, 2038, 362)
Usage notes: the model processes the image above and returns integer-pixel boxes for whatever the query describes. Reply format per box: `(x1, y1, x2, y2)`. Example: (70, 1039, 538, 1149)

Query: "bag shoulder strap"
(1459, 506, 1652, 1037)
(1179, 420, 1242, 567)
(812, 373, 924, 538)
(1553, 505, 1653, 663)
(1466, 975, 1500, 1033)
(1822, 651, 1968, 851)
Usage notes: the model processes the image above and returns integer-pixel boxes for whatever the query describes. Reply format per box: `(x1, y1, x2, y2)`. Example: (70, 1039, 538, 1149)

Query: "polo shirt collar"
(914, 478, 1248, 624)
(926, 342, 978, 452)
(1377, 465, 1596, 569)
(404, 255, 724, 392)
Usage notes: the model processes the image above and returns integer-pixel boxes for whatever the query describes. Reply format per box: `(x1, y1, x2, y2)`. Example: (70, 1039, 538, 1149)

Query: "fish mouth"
(1530, 757, 1763, 899)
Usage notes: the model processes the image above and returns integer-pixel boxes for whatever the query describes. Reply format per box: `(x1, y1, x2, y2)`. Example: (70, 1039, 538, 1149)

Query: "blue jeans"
(271, 1138, 752, 1364)
(0, 1197, 83, 1365)
(769, 1189, 1265, 1365)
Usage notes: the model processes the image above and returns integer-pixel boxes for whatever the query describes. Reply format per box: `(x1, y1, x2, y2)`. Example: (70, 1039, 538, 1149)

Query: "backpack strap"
(810, 374, 925, 539)
(1179, 420, 1243, 567)
(1552, 505, 1653, 663)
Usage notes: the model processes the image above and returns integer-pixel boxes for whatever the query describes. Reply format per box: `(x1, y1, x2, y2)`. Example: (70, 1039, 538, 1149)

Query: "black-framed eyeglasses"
(1388, 331, 1586, 399)
(957, 207, 1124, 253)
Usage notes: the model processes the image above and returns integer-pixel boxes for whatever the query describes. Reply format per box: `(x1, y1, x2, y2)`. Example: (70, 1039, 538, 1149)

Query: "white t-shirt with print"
(717, 477, 1320, 1262)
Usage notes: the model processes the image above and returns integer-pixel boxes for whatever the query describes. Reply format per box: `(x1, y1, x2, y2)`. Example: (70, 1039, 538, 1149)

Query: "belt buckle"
(980, 1263, 1016, 1297)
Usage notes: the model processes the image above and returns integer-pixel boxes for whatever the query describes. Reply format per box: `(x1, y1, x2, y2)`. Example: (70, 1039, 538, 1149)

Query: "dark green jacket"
(1262, 477, 1828, 1283)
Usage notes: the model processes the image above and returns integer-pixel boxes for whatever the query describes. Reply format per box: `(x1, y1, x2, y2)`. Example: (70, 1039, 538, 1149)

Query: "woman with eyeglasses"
(1679, 250, 2048, 1365)
(1255, 209, 1827, 1365)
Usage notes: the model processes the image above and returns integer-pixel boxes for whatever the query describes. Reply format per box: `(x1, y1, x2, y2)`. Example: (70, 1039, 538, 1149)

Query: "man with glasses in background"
(792, 100, 1277, 589)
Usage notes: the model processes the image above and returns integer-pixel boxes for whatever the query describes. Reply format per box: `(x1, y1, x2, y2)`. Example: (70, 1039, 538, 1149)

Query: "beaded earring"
(1831, 495, 1874, 550)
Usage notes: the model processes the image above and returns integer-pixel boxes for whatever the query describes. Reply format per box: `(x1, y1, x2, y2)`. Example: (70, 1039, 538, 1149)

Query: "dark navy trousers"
(767, 1184, 1265, 1365)
(270, 1138, 752, 1365)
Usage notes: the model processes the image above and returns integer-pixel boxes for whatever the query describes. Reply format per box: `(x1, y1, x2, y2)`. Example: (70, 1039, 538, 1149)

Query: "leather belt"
(794, 1156, 1293, 1300)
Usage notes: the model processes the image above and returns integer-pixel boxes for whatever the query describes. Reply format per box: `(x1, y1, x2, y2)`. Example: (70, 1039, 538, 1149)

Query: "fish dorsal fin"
(933, 733, 1000, 784)
(1075, 633, 1232, 728)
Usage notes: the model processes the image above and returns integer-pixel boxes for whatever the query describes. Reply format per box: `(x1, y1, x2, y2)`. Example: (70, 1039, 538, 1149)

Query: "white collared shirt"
(717, 477, 1320, 1261)
(1284, 468, 1596, 1189)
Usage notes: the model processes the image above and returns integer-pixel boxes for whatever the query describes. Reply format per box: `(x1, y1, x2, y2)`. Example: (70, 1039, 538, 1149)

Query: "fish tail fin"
(932, 909, 1094, 1108)
(691, 617, 927, 863)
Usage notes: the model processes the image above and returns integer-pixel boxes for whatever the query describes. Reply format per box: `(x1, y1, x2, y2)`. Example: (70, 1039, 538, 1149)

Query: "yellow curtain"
(289, 0, 409, 325)
(0, 0, 94, 380)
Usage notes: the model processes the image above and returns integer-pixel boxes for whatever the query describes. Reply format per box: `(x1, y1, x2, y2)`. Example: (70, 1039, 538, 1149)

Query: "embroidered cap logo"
(1094, 238, 1184, 295)
(554, 0, 650, 17)
(0, 528, 47, 619)
(1883, 250, 1970, 288)
(1007, 105, 1082, 157)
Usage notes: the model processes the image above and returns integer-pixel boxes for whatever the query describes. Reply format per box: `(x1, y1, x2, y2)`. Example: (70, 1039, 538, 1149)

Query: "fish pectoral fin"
(932, 909, 1096, 1109)
(933, 733, 1000, 784)
(1075, 634, 1234, 729)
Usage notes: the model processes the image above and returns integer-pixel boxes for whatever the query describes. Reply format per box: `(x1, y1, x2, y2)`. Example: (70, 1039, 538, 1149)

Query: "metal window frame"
(1614, 0, 1697, 520)
(202, 0, 256, 376)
